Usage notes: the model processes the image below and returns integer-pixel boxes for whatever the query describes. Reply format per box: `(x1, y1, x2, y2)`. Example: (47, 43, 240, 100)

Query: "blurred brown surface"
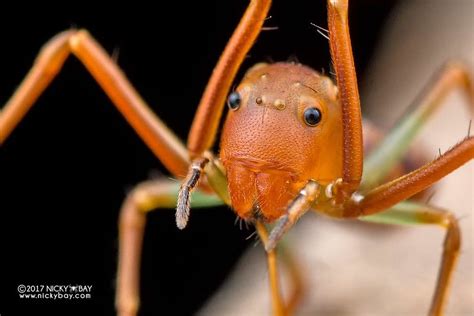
(200, 1, 473, 315)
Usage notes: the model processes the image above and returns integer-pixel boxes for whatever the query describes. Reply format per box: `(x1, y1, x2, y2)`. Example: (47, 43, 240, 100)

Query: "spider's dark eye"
(227, 91, 241, 110)
(303, 108, 322, 126)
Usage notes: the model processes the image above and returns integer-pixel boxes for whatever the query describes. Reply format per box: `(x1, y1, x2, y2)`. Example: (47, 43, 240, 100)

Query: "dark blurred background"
(0, 1, 397, 315)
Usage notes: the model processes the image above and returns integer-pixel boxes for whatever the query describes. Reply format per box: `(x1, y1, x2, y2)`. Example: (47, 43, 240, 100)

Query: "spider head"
(220, 62, 344, 222)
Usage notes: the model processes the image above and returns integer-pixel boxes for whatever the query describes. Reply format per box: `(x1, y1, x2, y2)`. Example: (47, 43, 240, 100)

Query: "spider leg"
(0, 30, 233, 316)
(331, 137, 472, 316)
(176, 157, 209, 229)
(179, 0, 271, 227)
(116, 178, 223, 316)
(266, 181, 320, 252)
(0, 30, 189, 177)
(255, 221, 286, 316)
(327, 0, 364, 197)
(359, 201, 461, 316)
(255, 181, 319, 316)
(262, 183, 318, 315)
(187, 0, 271, 156)
(343, 137, 473, 218)
(362, 62, 474, 189)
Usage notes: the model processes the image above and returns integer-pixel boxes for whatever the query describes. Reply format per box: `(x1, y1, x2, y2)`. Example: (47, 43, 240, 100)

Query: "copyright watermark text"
(17, 284, 92, 300)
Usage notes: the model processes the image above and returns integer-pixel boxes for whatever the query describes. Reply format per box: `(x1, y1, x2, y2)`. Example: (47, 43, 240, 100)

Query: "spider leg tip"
(175, 210, 189, 230)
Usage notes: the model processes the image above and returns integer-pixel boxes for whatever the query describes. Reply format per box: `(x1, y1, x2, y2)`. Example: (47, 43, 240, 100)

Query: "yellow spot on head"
(274, 99, 286, 110)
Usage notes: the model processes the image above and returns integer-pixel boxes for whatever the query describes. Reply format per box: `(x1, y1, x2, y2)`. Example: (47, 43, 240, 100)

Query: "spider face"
(220, 62, 344, 222)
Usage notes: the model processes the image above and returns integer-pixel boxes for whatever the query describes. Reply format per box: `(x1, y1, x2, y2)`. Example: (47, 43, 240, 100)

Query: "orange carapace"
(220, 62, 342, 221)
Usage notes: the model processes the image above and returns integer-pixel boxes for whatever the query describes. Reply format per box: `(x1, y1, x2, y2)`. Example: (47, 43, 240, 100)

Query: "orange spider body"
(221, 62, 343, 221)
(1, 1, 472, 315)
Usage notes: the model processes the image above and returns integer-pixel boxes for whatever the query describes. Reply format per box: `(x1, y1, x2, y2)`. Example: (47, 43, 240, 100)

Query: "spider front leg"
(187, 0, 271, 156)
(175, 0, 271, 226)
(327, 0, 364, 198)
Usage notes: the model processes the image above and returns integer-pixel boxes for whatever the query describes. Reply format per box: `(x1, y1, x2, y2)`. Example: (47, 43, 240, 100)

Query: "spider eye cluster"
(303, 108, 322, 126)
(227, 91, 241, 110)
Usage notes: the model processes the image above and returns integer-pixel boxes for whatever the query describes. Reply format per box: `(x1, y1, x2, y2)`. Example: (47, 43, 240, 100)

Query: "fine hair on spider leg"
(176, 157, 209, 229)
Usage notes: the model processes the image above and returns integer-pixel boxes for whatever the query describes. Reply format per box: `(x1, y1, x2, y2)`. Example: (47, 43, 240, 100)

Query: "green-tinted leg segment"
(116, 178, 224, 316)
(204, 152, 231, 205)
(362, 63, 473, 190)
(359, 201, 461, 316)
(359, 200, 432, 226)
